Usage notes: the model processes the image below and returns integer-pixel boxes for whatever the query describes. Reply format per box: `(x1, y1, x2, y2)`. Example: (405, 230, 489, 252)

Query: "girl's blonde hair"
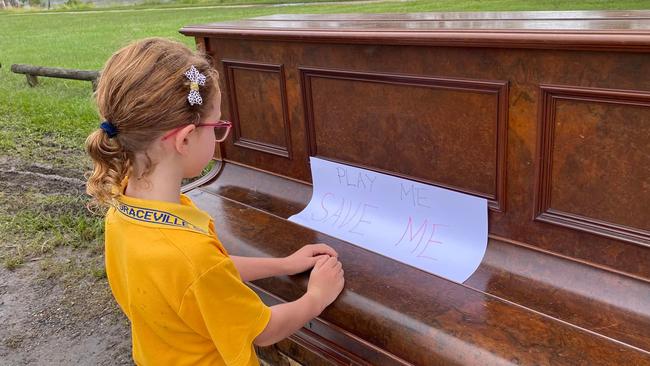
(85, 37, 219, 208)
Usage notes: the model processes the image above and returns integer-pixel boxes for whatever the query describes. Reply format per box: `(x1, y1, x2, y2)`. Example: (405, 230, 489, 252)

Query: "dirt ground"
(0, 158, 133, 365)
(0, 259, 132, 365)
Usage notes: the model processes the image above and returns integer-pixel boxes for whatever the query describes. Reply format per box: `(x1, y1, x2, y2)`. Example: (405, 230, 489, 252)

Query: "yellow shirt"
(104, 187, 271, 366)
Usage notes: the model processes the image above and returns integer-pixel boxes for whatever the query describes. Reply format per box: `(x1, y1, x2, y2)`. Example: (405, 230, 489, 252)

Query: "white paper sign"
(289, 157, 488, 283)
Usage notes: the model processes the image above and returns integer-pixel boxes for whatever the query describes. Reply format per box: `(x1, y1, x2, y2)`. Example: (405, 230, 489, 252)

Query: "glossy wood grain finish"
(253, 284, 411, 366)
(223, 60, 293, 159)
(180, 11, 650, 52)
(253, 11, 650, 21)
(300, 67, 508, 211)
(188, 188, 650, 365)
(183, 11, 650, 365)
(201, 162, 650, 354)
(188, 39, 650, 280)
(534, 85, 650, 246)
(187, 19, 650, 32)
(202, 162, 310, 217)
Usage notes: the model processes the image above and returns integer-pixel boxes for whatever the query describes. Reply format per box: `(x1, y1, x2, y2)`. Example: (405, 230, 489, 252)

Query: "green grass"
(0, 0, 648, 271)
(5, 0, 650, 13)
(0, 190, 104, 269)
(2, 0, 347, 13)
(46, 0, 347, 12)
(0, 7, 283, 166)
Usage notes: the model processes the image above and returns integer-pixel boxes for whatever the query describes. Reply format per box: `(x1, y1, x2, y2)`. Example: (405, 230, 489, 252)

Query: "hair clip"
(100, 120, 118, 138)
(184, 65, 206, 106)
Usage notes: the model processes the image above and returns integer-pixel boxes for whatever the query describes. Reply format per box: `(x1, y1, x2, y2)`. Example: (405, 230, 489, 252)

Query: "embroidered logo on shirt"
(116, 202, 207, 234)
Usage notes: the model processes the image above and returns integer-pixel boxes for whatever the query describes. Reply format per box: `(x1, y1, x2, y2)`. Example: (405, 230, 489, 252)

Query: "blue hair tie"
(100, 121, 118, 138)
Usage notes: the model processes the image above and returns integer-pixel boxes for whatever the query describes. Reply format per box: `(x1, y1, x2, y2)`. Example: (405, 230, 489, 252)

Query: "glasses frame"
(161, 120, 232, 143)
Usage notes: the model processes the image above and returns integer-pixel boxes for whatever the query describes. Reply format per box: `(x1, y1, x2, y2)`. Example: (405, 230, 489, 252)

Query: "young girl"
(85, 37, 345, 366)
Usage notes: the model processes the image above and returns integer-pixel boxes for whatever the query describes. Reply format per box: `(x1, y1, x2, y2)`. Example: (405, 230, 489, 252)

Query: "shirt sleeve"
(178, 258, 272, 366)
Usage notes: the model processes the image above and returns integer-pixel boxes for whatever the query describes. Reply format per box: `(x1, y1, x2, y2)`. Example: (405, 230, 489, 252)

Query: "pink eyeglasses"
(161, 120, 232, 143)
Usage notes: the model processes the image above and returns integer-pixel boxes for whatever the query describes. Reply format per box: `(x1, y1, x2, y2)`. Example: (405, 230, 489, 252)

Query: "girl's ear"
(173, 124, 197, 155)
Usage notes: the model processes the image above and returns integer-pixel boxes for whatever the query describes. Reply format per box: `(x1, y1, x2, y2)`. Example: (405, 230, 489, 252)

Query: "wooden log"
(11, 64, 99, 89)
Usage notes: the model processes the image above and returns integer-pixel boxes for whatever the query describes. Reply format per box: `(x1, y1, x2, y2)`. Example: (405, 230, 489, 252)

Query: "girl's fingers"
(320, 257, 334, 270)
(328, 257, 340, 269)
(309, 243, 338, 257)
(314, 255, 329, 268)
(312, 254, 329, 265)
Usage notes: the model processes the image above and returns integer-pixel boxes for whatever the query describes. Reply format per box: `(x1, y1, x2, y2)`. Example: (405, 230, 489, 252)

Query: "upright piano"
(180, 11, 650, 365)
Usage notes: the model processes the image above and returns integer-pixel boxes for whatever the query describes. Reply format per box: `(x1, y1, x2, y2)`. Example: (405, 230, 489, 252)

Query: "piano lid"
(179, 10, 650, 51)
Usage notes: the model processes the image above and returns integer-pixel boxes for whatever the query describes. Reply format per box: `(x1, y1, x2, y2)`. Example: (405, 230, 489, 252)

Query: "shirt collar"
(112, 178, 212, 235)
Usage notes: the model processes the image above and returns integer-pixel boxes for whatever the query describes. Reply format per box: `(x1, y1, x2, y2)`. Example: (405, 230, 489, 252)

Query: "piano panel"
(223, 60, 292, 158)
(535, 85, 650, 246)
(301, 67, 508, 210)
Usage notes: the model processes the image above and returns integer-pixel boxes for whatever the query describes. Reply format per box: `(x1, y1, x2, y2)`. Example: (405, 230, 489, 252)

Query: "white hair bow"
(185, 65, 206, 106)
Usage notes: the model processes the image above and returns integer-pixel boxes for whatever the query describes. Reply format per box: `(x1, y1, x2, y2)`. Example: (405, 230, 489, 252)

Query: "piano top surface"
(180, 10, 650, 51)
(183, 10, 650, 32)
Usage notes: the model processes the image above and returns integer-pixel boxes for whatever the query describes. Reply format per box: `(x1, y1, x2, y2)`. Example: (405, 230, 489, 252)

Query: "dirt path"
(0, 158, 133, 365)
(0, 257, 132, 365)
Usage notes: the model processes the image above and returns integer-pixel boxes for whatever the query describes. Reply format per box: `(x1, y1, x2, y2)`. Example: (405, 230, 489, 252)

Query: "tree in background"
(1, 0, 31, 7)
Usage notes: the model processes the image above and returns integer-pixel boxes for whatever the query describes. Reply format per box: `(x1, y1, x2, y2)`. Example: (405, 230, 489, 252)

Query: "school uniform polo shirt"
(104, 188, 271, 366)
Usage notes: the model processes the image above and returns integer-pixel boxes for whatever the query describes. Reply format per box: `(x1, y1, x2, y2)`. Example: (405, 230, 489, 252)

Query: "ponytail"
(84, 37, 220, 211)
(85, 128, 131, 209)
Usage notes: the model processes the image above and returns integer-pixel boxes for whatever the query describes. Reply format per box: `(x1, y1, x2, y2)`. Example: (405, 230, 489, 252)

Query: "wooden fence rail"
(11, 64, 100, 89)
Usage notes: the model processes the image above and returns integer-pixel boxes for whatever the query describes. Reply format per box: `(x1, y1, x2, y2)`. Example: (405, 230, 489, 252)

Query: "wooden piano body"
(180, 11, 650, 365)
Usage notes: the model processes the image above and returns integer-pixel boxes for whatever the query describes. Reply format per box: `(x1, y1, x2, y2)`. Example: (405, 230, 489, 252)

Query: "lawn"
(1, 0, 649, 196)
(0, 0, 648, 363)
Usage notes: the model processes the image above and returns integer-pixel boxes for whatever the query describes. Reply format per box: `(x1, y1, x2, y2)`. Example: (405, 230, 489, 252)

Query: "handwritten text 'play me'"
(309, 167, 448, 261)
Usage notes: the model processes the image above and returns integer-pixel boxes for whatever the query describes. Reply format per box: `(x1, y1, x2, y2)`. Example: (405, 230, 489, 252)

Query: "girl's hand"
(283, 243, 338, 275)
(306, 256, 345, 312)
